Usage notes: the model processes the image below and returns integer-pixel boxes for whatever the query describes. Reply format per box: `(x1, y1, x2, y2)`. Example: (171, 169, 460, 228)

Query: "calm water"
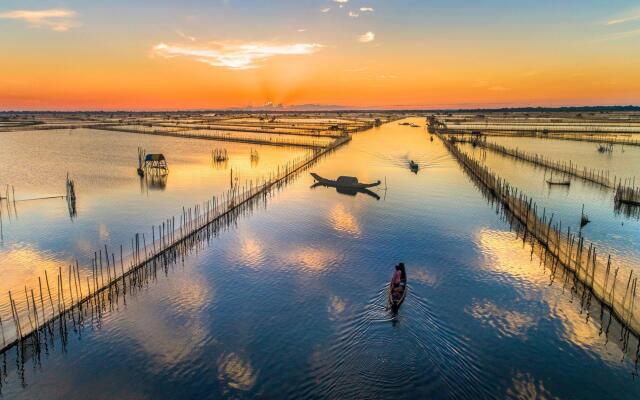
(0, 128, 310, 311)
(1, 119, 639, 399)
(487, 135, 640, 181)
(459, 142, 640, 270)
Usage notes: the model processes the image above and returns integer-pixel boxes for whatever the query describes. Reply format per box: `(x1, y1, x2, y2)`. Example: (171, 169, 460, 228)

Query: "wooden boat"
(546, 179, 570, 186)
(546, 173, 570, 186)
(311, 182, 381, 200)
(389, 268, 407, 310)
(310, 173, 380, 189)
(409, 160, 419, 172)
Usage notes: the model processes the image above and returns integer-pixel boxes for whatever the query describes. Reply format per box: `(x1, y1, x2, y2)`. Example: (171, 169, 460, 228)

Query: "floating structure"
(409, 160, 419, 173)
(250, 149, 259, 162)
(212, 148, 229, 163)
(143, 153, 169, 174)
(310, 173, 380, 189)
(597, 143, 614, 153)
(310, 173, 381, 200)
(546, 173, 571, 186)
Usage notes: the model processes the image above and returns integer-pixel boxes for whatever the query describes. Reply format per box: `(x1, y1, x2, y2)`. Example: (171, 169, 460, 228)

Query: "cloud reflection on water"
(506, 371, 559, 400)
(329, 203, 362, 237)
(283, 246, 342, 273)
(467, 300, 536, 339)
(112, 271, 214, 370)
(217, 352, 258, 393)
(476, 228, 623, 362)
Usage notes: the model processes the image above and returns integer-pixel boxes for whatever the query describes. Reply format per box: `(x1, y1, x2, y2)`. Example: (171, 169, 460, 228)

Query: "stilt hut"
(144, 153, 169, 174)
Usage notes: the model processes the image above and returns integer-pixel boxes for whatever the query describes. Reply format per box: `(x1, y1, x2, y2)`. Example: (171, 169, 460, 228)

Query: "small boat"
(547, 180, 570, 186)
(389, 264, 407, 310)
(546, 173, 570, 186)
(409, 160, 419, 173)
(310, 173, 380, 189)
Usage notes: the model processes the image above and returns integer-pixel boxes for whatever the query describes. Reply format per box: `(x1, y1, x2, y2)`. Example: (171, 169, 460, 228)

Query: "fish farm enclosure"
(1, 111, 640, 399)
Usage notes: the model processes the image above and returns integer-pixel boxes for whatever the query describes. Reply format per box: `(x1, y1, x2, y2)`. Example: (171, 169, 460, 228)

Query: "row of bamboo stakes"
(453, 136, 640, 217)
(438, 133, 640, 340)
(615, 185, 640, 206)
(453, 136, 617, 188)
(0, 134, 353, 355)
(614, 184, 640, 219)
(153, 122, 347, 139)
(438, 122, 640, 147)
(0, 185, 18, 241)
(442, 120, 640, 135)
(91, 124, 337, 149)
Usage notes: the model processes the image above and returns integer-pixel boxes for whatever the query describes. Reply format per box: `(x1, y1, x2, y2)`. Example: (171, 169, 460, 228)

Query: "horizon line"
(1, 104, 639, 113)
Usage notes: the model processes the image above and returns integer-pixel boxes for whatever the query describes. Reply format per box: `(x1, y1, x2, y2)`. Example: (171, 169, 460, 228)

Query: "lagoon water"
(1, 119, 639, 399)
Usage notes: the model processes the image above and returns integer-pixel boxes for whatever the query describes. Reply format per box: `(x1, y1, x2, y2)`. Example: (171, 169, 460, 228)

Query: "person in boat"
(391, 264, 405, 298)
(391, 264, 402, 287)
(398, 263, 406, 281)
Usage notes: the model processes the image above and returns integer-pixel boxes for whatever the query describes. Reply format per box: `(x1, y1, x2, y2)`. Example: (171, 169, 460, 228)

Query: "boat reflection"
(140, 172, 168, 191)
(311, 182, 380, 200)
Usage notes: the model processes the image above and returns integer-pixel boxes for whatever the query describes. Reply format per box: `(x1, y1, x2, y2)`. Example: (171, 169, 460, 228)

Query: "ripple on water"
(298, 285, 494, 399)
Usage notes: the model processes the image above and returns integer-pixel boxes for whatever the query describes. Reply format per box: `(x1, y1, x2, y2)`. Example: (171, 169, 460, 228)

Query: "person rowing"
(390, 263, 406, 300)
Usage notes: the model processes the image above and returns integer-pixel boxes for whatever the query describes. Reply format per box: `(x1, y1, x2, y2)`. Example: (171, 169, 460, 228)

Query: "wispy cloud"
(348, 11, 359, 18)
(334, 0, 348, 8)
(357, 31, 375, 43)
(321, 7, 331, 13)
(0, 8, 78, 31)
(606, 13, 640, 26)
(176, 29, 196, 42)
(152, 41, 324, 70)
(360, 7, 374, 12)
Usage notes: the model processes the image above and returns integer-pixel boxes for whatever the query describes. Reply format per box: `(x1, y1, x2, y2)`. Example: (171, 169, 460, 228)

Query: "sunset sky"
(1, 0, 640, 110)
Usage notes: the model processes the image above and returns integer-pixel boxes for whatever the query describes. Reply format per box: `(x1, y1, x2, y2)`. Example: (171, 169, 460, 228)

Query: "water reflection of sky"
(460, 142, 640, 273)
(0, 128, 310, 308)
(488, 135, 640, 179)
(1, 118, 639, 399)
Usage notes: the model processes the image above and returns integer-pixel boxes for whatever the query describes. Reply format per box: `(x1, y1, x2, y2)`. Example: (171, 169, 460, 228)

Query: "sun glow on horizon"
(0, 1, 639, 110)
